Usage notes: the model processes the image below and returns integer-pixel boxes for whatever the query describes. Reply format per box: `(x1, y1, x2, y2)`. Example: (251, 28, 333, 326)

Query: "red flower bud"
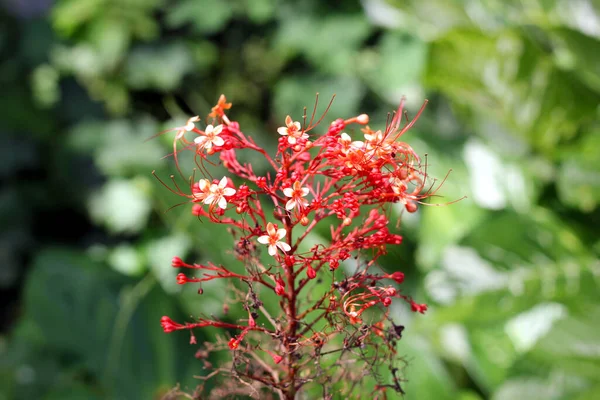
(284, 255, 295, 267)
(176, 273, 187, 285)
(192, 204, 203, 216)
(383, 297, 392, 307)
(171, 256, 185, 268)
(329, 259, 339, 270)
(405, 201, 418, 213)
(306, 265, 316, 279)
(389, 271, 405, 284)
(275, 278, 285, 296)
(271, 353, 283, 364)
(160, 316, 182, 333)
(410, 301, 428, 314)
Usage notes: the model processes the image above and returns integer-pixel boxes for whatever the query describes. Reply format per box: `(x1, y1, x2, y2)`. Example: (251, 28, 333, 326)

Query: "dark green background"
(1, 0, 599, 399)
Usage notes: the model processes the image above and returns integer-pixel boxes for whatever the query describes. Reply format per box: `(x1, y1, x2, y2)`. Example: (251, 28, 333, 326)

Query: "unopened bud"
(389, 271, 405, 284)
(405, 201, 418, 213)
(356, 114, 369, 124)
(300, 216, 309, 226)
(176, 273, 187, 285)
(171, 256, 185, 268)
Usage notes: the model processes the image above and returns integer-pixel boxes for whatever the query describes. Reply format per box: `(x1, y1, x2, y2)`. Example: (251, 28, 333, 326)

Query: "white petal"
(287, 136, 297, 144)
(340, 132, 351, 141)
(257, 235, 270, 244)
(213, 136, 224, 146)
(268, 245, 276, 256)
(277, 127, 288, 136)
(218, 176, 228, 188)
(199, 179, 210, 191)
(285, 199, 296, 211)
(276, 228, 287, 240)
(194, 136, 207, 144)
(293, 122, 301, 130)
(212, 125, 223, 135)
(277, 242, 291, 252)
(203, 194, 215, 204)
(301, 188, 309, 196)
(218, 197, 227, 209)
(205, 124, 214, 134)
(185, 121, 195, 131)
(283, 188, 294, 197)
(266, 223, 276, 237)
(223, 187, 236, 196)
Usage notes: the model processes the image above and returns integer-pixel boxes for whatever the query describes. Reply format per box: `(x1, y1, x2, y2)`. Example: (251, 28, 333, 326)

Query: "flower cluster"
(155, 94, 442, 399)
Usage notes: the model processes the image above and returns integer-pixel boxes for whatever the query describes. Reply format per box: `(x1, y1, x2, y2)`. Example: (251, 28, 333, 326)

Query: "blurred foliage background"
(1, 0, 599, 399)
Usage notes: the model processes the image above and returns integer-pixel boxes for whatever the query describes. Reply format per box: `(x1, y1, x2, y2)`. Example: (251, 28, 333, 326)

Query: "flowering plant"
(157, 94, 440, 399)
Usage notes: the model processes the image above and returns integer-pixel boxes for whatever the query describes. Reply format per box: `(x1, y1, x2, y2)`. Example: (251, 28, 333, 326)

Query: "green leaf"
(526, 306, 600, 381)
(556, 129, 600, 212)
(125, 43, 194, 91)
(24, 249, 121, 373)
(425, 28, 600, 156)
(359, 32, 428, 103)
(166, 0, 235, 34)
(550, 28, 600, 93)
(274, 14, 372, 74)
(401, 334, 458, 400)
(88, 178, 153, 234)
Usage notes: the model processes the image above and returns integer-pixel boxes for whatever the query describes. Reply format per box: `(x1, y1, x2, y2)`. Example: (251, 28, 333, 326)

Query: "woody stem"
(284, 217, 298, 399)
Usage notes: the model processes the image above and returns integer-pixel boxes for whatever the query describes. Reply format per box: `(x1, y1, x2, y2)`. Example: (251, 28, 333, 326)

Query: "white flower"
(193, 179, 211, 202)
(204, 176, 236, 209)
(283, 181, 310, 211)
(338, 132, 364, 154)
(194, 124, 224, 150)
(277, 115, 308, 145)
(175, 116, 200, 139)
(257, 222, 291, 256)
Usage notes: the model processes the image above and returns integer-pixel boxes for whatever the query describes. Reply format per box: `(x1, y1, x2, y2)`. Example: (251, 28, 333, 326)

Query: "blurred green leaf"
(359, 32, 428, 103)
(125, 43, 194, 91)
(401, 334, 458, 400)
(273, 75, 365, 122)
(166, 0, 235, 34)
(425, 28, 600, 155)
(556, 129, 600, 212)
(24, 249, 120, 373)
(88, 178, 153, 234)
(275, 14, 372, 74)
(550, 28, 600, 93)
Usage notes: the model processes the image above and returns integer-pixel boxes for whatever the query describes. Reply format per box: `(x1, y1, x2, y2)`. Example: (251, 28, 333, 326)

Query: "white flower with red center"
(204, 176, 236, 209)
(338, 132, 365, 155)
(193, 178, 211, 202)
(175, 116, 200, 139)
(283, 181, 310, 211)
(257, 222, 290, 256)
(194, 124, 224, 150)
(277, 115, 308, 145)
